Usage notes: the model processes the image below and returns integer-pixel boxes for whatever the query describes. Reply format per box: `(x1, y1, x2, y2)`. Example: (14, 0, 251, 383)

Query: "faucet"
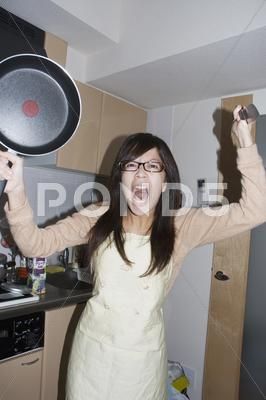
(58, 248, 69, 269)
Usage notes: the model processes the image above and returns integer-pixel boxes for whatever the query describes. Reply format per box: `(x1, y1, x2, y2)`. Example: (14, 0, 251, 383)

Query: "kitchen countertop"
(0, 278, 93, 320)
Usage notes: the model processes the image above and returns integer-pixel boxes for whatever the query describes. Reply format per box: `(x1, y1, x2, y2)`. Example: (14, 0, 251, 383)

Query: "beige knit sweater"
(5, 144, 266, 291)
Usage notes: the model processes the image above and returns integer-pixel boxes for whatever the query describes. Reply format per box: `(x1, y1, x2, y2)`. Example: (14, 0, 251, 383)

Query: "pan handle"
(0, 179, 7, 196)
(0, 160, 12, 196)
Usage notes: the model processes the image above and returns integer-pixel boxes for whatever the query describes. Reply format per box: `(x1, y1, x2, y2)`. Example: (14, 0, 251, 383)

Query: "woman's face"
(120, 148, 166, 216)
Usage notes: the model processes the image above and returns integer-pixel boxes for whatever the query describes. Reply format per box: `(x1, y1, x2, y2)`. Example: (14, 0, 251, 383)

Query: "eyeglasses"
(119, 160, 164, 173)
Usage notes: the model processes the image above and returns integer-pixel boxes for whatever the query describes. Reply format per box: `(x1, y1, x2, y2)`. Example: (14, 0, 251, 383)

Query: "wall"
(239, 114, 266, 399)
(147, 89, 266, 400)
(146, 106, 174, 149)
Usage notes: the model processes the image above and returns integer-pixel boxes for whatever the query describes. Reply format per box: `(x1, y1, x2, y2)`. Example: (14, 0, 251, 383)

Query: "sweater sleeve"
(4, 199, 108, 257)
(175, 144, 266, 250)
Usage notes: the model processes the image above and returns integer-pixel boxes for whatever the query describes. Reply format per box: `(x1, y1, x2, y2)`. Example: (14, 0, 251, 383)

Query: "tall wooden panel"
(203, 95, 255, 400)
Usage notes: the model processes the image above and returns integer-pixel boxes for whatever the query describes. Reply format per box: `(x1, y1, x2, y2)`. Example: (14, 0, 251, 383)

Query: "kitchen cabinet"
(203, 94, 254, 400)
(44, 32, 67, 67)
(44, 32, 104, 173)
(0, 350, 43, 400)
(44, 31, 147, 174)
(96, 93, 147, 175)
(26, 30, 147, 174)
(57, 90, 147, 175)
(41, 303, 85, 400)
(43, 31, 102, 172)
(56, 82, 103, 173)
(23, 32, 68, 167)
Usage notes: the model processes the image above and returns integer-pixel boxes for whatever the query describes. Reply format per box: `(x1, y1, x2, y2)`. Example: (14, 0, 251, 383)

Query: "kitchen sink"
(46, 268, 92, 291)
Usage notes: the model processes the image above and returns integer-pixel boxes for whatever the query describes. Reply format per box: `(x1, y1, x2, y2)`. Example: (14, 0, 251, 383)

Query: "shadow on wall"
(212, 108, 242, 203)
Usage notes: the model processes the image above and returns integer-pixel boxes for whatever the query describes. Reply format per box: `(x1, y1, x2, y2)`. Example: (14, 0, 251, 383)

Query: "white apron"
(66, 233, 173, 400)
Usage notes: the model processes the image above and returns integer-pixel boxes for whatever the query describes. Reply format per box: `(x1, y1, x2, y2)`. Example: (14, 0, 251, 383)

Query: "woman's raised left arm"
(175, 106, 266, 249)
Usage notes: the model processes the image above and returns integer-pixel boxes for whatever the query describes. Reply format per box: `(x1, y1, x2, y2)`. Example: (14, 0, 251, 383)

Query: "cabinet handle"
(21, 357, 39, 366)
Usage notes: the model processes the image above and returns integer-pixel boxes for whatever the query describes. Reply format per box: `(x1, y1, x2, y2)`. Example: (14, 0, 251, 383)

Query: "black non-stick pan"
(0, 53, 81, 192)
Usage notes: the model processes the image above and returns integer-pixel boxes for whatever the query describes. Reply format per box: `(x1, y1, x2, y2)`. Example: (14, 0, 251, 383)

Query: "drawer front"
(0, 349, 43, 400)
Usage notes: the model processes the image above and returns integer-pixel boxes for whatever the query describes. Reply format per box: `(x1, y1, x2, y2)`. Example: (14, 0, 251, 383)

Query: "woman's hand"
(0, 151, 26, 209)
(231, 105, 255, 148)
(0, 151, 24, 193)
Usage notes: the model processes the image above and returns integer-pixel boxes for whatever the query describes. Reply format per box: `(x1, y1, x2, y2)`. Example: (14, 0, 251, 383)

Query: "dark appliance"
(0, 311, 45, 361)
(0, 6, 47, 61)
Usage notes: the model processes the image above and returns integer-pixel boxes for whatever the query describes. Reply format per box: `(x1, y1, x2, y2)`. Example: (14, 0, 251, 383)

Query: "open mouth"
(132, 183, 150, 203)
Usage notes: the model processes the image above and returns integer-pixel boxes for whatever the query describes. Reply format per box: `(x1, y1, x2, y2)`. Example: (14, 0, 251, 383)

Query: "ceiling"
(89, 26, 266, 108)
(1, 0, 266, 109)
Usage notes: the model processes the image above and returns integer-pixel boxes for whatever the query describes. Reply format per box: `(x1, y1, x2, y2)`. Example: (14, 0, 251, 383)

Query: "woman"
(1, 105, 266, 400)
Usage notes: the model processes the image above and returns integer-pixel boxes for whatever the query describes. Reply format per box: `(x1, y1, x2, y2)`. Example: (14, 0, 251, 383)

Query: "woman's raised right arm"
(0, 151, 106, 257)
(5, 198, 99, 257)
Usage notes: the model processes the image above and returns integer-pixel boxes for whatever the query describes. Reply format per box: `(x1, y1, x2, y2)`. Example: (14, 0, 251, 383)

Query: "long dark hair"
(86, 132, 182, 277)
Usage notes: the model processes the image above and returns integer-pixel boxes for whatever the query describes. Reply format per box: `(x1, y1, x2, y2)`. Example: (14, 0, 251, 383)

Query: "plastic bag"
(167, 360, 190, 400)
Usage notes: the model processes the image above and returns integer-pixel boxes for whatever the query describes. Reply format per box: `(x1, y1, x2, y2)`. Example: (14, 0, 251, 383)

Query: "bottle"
(27, 257, 47, 295)
(6, 261, 16, 283)
(16, 256, 28, 284)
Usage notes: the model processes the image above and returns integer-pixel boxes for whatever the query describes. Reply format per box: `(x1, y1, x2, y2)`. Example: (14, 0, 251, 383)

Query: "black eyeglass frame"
(119, 160, 165, 173)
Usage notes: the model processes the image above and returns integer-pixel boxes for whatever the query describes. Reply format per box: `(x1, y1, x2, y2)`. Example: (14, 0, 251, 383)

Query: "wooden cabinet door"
(41, 32, 147, 175)
(0, 350, 43, 400)
(56, 82, 103, 173)
(45, 31, 103, 173)
(97, 94, 147, 175)
(44, 32, 67, 67)
(41, 303, 85, 400)
(203, 95, 255, 400)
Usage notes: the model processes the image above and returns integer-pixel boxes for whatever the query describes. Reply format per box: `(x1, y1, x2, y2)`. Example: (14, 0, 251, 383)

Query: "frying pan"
(0, 53, 81, 193)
